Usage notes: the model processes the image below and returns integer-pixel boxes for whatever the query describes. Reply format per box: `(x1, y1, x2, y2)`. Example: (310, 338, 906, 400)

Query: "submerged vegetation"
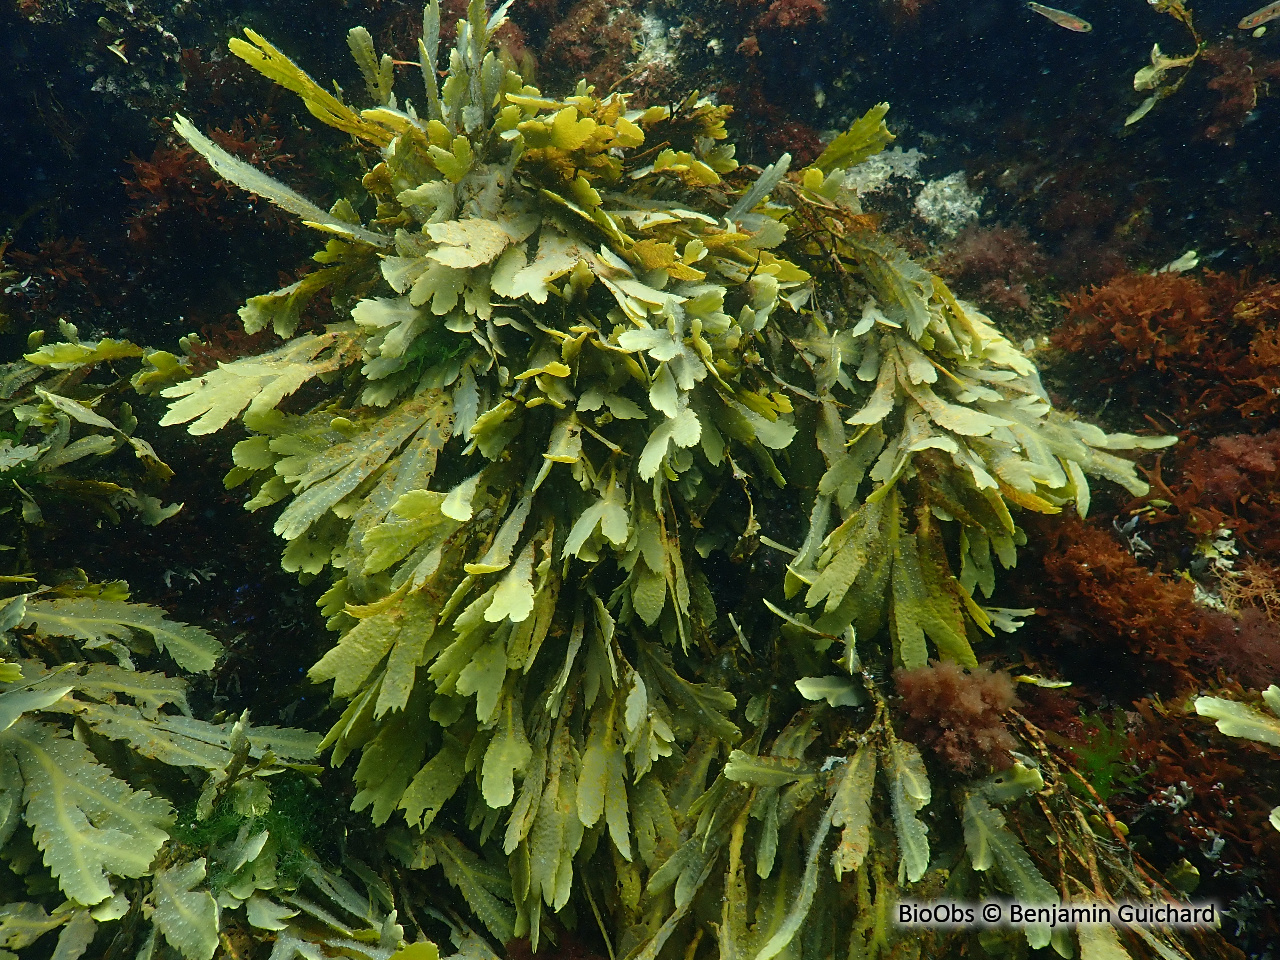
(2, 1, 1279, 959)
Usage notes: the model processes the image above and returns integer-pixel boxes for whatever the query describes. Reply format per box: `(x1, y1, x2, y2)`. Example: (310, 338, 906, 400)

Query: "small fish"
(1027, 1, 1093, 32)
(1238, 0, 1280, 29)
(1014, 674, 1073, 689)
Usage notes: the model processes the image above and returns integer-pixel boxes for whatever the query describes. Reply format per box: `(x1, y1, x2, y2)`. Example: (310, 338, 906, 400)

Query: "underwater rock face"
(3, 0, 1280, 957)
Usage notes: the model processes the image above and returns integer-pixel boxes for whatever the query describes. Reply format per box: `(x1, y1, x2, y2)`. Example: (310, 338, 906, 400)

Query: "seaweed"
(1055, 269, 1280, 434)
(894, 660, 1018, 773)
(1, 2, 1233, 958)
